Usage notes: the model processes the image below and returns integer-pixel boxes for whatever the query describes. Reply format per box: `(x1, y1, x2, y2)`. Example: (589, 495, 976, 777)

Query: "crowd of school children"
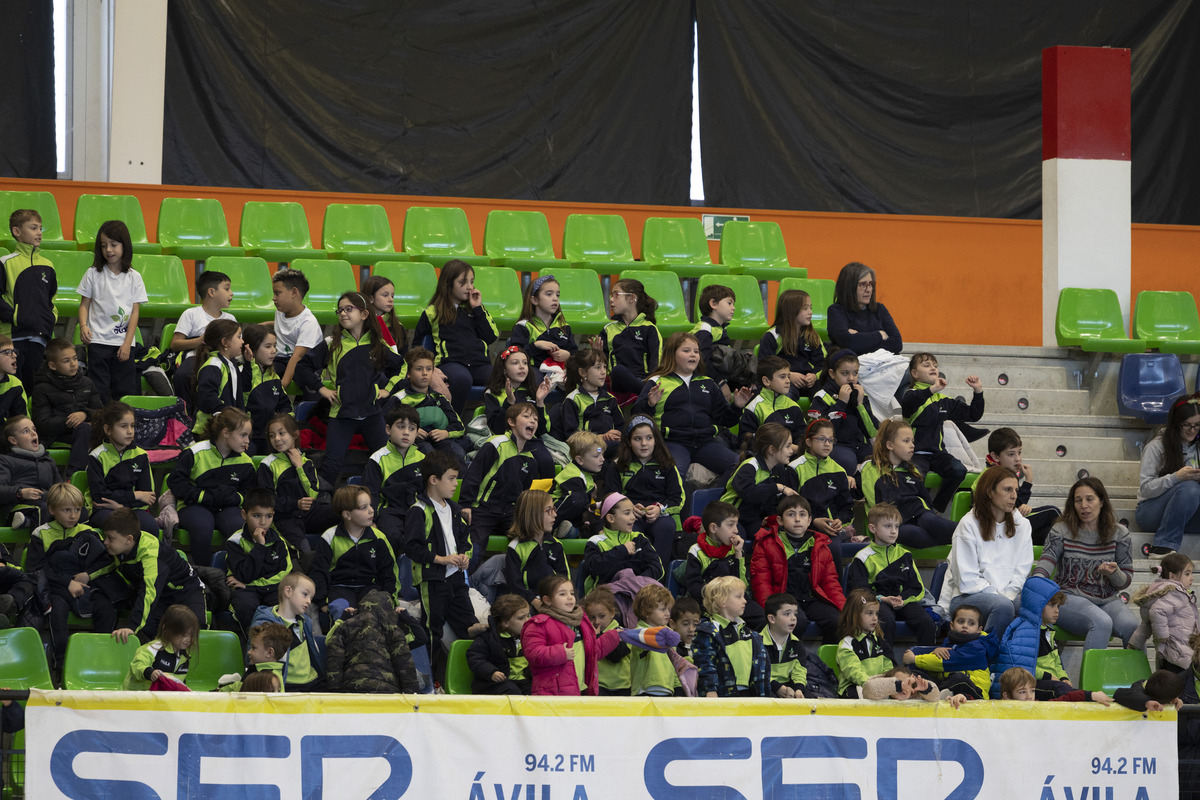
(0, 206, 1198, 716)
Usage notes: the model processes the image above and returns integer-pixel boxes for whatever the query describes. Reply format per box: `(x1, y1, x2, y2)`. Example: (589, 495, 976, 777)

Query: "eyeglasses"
(1182, 421, 1200, 431)
(610, 291, 635, 299)
(809, 436, 835, 444)
(0, 349, 15, 357)
(336, 306, 362, 316)
(857, 280, 875, 289)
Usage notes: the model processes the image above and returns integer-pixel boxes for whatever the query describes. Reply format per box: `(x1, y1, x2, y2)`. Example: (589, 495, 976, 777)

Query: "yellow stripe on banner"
(27, 689, 1172, 722)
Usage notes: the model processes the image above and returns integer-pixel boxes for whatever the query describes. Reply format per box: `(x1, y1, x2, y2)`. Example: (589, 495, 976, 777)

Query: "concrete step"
(935, 364, 1074, 392)
(970, 434, 1138, 462)
(1018, 457, 1139, 488)
(979, 386, 1093, 416)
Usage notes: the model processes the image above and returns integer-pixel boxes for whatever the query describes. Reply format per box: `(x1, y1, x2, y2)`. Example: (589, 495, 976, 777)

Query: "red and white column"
(1042, 46, 1131, 346)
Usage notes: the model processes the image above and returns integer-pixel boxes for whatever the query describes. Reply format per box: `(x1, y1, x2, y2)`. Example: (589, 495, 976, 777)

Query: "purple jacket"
(1133, 578, 1199, 669)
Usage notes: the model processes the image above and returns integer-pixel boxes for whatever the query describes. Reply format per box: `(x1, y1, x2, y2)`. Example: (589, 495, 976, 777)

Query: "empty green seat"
(48, 250, 98, 319)
(321, 203, 406, 266)
(483, 210, 569, 273)
(817, 643, 839, 674)
(1055, 288, 1146, 353)
(1133, 290, 1200, 355)
(616, 269, 691, 335)
(123, 395, 178, 411)
(205, 256, 275, 323)
(562, 214, 636, 271)
(63, 633, 141, 690)
(471, 266, 524, 334)
(0, 190, 77, 251)
(1079, 648, 1151, 695)
(778, 277, 835, 340)
(73, 194, 161, 254)
(157, 197, 245, 263)
(0, 627, 54, 689)
(445, 638, 474, 694)
(641, 217, 726, 280)
(719, 220, 803, 283)
(402, 206, 489, 269)
(240, 201, 327, 264)
(187, 630, 246, 691)
(696, 273, 767, 340)
(291, 258, 360, 325)
(134, 254, 192, 319)
(371, 261, 438, 329)
(538, 269, 608, 336)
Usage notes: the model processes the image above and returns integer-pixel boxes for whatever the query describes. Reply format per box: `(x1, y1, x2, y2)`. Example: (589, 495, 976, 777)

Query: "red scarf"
(695, 532, 731, 559)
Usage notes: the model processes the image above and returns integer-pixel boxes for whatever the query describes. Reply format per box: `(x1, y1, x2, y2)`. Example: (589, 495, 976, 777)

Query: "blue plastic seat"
(1117, 353, 1186, 423)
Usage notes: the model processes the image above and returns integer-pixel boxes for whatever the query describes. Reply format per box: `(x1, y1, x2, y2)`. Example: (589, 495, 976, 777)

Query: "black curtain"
(0, 1, 55, 178)
(697, 1, 1200, 224)
(163, 0, 695, 205)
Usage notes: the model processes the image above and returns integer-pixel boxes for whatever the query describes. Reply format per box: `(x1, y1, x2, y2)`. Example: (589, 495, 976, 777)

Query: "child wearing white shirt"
(78, 221, 149, 403)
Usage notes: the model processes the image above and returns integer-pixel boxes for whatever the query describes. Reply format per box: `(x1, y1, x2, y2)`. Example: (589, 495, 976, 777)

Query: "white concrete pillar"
(108, 0, 167, 184)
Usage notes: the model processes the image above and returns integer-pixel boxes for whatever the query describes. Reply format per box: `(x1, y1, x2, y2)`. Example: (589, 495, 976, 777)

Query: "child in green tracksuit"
(1, 209, 57, 386)
(584, 587, 632, 696)
(631, 585, 676, 697)
(391, 346, 466, 464)
(579, 494, 664, 594)
(552, 431, 605, 538)
(225, 488, 294, 632)
(220, 622, 291, 692)
(836, 589, 893, 698)
(123, 604, 199, 689)
(763, 593, 808, 698)
(363, 405, 426, 546)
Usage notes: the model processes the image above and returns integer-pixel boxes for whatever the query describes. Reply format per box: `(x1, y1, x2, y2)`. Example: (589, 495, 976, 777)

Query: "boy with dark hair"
(31, 338, 103, 473)
(1, 209, 57, 386)
(404, 451, 478, 653)
(763, 593, 808, 698)
(551, 431, 605, 537)
(224, 488, 293, 631)
(390, 347, 465, 464)
(691, 283, 736, 387)
(986, 427, 1058, 544)
(741, 355, 806, 448)
(363, 404, 426, 545)
(313, 485, 400, 623)
(90, 508, 206, 643)
(1113, 668, 1187, 712)
(903, 604, 998, 699)
(900, 352, 984, 513)
(684, 500, 764, 627)
(251, 572, 326, 692)
(171, 270, 235, 402)
(269, 267, 323, 392)
(669, 596, 702, 660)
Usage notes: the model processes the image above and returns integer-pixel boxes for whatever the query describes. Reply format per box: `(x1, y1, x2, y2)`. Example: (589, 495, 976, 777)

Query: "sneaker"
(1148, 546, 1176, 558)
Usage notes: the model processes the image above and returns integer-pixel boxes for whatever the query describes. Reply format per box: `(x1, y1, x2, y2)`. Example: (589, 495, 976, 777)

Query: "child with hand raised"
(683, 500, 765, 629)
(413, 259, 498, 411)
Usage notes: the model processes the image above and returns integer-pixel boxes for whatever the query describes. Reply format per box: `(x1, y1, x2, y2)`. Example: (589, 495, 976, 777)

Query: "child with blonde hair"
(693, 576, 769, 697)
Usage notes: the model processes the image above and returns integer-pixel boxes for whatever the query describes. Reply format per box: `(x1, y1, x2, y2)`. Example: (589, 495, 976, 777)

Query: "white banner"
(27, 690, 1176, 799)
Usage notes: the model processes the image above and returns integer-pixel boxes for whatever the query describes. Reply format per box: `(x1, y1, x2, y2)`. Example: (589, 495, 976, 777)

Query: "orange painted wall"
(6, 177, 1199, 347)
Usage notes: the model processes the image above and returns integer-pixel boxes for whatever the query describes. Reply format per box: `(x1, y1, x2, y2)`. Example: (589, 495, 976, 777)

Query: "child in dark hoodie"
(466, 594, 532, 694)
(31, 338, 103, 473)
(0, 415, 58, 528)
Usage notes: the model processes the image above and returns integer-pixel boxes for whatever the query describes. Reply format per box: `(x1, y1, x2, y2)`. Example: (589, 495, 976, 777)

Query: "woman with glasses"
(827, 262, 908, 416)
(1136, 393, 1200, 557)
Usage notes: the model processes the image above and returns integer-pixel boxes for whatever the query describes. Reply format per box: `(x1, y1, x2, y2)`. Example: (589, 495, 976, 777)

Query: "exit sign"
(703, 214, 750, 240)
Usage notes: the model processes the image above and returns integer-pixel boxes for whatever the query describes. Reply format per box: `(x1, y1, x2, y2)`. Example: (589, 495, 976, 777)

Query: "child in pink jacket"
(522, 573, 679, 696)
(1131, 553, 1199, 673)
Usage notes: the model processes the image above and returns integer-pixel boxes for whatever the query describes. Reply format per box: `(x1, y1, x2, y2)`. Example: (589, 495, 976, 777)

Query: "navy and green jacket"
(0, 242, 57, 340)
(740, 388, 806, 444)
(602, 313, 660, 383)
(26, 520, 106, 589)
(846, 541, 926, 606)
(758, 327, 826, 377)
(550, 387, 621, 441)
(312, 523, 400, 604)
(0, 373, 27, 422)
(721, 457, 800, 533)
(602, 458, 684, 518)
(633, 372, 740, 449)
(483, 387, 546, 436)
(580, 527, 664, 593)
(193, 353, 243, 435)
(807, 377, 880, 453)
(683, 535, 747, 603)
(901, 381, 985, 455)
(91, 531, 201, 636)
(166, 440, 256, 512)
(459, 433, 539, 512)
(693, 614, 770, 697)
(87, 441, 155, 510)
(362, 442, 425, 512)
(392, 387, 464, 438)
(691, 316, 730, 379)
(836, 631, 893, 696)
(910, 630, 998, 697)
(255, 452, 320, 519)
(762, 626, 808, 695)
(860, 461, 933, 523)
(508, 314, 577, 371)
(303, 330, 405, 420)
(793, 453, 854, 524)
(503, 537, 569, 602)
(402, 492, 471, 585)
(243, 362, 291, 442)
(124, 640, 190, 690)
(551, 462, 598, 529)
(225, 523, 294, 587)
(414, 303, 498, 368)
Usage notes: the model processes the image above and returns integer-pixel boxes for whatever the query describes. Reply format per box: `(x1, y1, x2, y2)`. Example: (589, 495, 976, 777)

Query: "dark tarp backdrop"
(1, 1, 56, 179)
(162, 0, 695, 205)
(696, 0, 1200, 224)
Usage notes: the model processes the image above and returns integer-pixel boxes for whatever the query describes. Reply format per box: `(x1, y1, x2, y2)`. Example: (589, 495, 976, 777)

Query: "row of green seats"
(1056, 287, 1200, 355)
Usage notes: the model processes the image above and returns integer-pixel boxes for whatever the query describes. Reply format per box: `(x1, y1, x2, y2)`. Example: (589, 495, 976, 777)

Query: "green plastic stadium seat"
(73, 194, 161, 254)
(49, 250, 98, 319)
(204, 256, 275, 323)
(1055, 288, 1146, 353)
(616, 269, 691, 335)
(134, 254, 192, 319)
(778, 277, 836, 341)
(402, 206, 490, 269)
(719, 220, 804, 283)
(696, 273, 767, 340)
(950, 491, 973, 522)
(0, 627, 54, 690)
(291, 258, 359, 325)
(817, 643, 839, 674)
(157, 198, 245, 263)
(1133, 290, 1200, 355)
(562, 214, 637, 272)
(641, 217, 726, 280)
(471, 266, 524, 334)
(240, 201, 327, 264)
(371, 261, 438, 329)
(0, 190, 77, 251)
(445, 638, 474, 694)
(187, 630, 246, 691)
(483, 210, 570, 273)
(123, 395, 178, 411)
(1078, 648, 1151, 695)
(63, 632, 141, 690)
(540, 269, 608, 336)
(321, 203, 406, 266)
